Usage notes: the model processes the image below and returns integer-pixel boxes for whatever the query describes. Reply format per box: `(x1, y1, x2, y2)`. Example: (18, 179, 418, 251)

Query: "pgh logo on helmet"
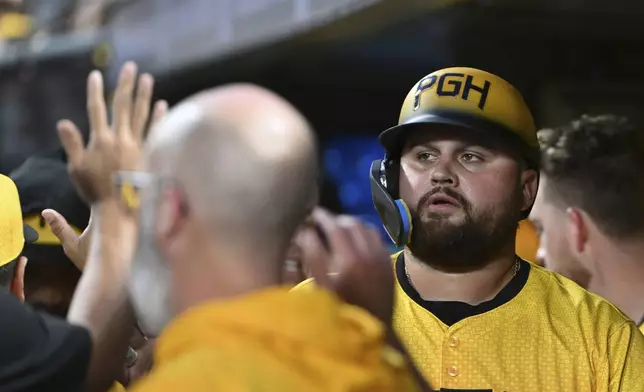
(413, 71, 490, 111)
(370, 67, 539, 248)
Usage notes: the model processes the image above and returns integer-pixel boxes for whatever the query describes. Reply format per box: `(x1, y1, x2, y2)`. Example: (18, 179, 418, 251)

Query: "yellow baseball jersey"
(107, 382, 125, 392)
(293, 253, 644, 391)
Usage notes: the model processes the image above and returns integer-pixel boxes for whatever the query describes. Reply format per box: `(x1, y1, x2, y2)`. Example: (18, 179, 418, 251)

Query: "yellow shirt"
(294, 253, 644, 391)
(639, 322, 644, 335)
(516, 219, 539, 264)
(107, 382, 126, 392)
(130, 287, 420, 392)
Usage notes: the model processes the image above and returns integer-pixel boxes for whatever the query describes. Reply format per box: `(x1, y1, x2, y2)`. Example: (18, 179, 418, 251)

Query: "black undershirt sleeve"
(0, 293, 92, 392)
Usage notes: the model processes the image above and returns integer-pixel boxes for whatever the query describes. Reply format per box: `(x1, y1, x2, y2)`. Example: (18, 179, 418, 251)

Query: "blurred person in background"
(296, 67, 644, 390)
(531, 114, 644, 332)
(0, 0, 111, 38)
(0, 173, 96, 391)
(10, 151, 87, 317)
(55, 65, 429, 390)
(0, 174, 38, 300)
(0, 0, 30, 41)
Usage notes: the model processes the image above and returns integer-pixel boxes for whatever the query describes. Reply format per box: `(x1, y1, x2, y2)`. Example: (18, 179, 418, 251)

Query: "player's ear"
(520, 168, 539, 212)
(10, 256, 27, 303)
(565, 207, 588, 254)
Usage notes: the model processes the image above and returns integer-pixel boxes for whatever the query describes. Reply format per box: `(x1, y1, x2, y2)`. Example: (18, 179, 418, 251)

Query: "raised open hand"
(57, 61, 167, 204)
(47, 61, 167, 269)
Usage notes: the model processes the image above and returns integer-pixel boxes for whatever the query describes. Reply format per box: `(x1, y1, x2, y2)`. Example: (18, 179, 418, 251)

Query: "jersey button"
(448, 366, 459, 377)
(449, 336, 459, 347)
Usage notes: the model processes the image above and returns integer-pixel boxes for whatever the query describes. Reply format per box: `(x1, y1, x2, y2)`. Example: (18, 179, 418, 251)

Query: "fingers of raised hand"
(131, 73, 154, 141)
(365, 226, 390, 262)
(350, 221, 389, 264)
(312, 208, 357, 261)
(152, 100, 168, 123)
(313, 209, 392, 278)
(301, 225, 333, 289)
(336, 215, 372, 255)
(146, 100, 168, 140)
(86, 70, 109, 140)
(57, 120, 85, 168)
(113, 61, 138, 139)
(314, 208, 385, 263)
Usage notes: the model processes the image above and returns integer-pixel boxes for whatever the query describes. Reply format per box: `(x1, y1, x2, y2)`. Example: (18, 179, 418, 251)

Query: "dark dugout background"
(3, 0, 644, 240)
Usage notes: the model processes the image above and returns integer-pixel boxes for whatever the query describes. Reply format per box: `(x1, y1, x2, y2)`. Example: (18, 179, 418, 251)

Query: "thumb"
(42, 209, 79, 250)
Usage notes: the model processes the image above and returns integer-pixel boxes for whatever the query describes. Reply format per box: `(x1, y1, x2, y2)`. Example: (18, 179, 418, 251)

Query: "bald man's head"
(144, 84, 318, 259)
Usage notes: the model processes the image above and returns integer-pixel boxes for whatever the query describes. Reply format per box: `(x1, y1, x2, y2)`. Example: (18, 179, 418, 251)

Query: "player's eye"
(461, 153, 483, 163)
(417, 151, 436, 162)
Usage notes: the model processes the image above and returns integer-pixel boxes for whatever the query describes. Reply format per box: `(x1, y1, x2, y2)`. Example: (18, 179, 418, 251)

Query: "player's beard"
(128, 193, 173, 338)
(407, 184, 523, 273)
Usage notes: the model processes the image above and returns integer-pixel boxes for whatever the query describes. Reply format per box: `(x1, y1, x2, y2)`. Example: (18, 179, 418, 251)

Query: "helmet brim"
(379, 113, 475, 153)
(378, 110, 540, 170)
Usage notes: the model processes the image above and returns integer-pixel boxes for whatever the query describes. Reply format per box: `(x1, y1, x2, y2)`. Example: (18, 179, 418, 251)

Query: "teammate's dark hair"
(0, 258, 17, 290)
(539, 114, 644, 238)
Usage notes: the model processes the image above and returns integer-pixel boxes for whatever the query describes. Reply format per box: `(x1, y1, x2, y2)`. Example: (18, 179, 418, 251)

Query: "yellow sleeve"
(605, 321, 644, 391)
(291, 274, 340, 293)
(380, 346, 423, 392)
(291, 277, 317, 292)
(107, 382, 126, 392)
(130, 351, 297, 392)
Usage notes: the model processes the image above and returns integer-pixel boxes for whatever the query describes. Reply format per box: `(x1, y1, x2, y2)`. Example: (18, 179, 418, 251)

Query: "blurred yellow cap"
(0, 175, 25, 266)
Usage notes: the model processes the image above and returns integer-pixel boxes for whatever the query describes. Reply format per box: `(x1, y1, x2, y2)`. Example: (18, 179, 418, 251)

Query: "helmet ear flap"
(370, 158, 412, 248)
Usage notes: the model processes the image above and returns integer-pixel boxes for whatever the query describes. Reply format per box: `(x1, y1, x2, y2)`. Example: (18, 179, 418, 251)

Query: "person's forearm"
(386, 329, 434, 392)
(68, 198, 136, 392)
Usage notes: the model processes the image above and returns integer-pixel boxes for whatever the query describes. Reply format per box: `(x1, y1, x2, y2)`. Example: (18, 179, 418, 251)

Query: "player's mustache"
(418, 187, 470, 212)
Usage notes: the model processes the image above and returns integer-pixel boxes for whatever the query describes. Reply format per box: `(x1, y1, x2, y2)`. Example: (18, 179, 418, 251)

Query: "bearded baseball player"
(295, 67, 644, 391)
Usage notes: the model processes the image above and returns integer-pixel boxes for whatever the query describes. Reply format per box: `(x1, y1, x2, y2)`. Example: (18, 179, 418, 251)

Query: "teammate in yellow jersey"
(295, 67, 644, 391)
(531, 115, 644, 334)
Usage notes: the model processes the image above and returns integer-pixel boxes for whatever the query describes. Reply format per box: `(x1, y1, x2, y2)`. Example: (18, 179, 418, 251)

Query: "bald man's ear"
(155, 189, 188, 242)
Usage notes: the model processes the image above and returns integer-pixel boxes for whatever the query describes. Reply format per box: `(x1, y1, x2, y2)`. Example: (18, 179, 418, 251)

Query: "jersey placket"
(441, 326, 462, 389)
